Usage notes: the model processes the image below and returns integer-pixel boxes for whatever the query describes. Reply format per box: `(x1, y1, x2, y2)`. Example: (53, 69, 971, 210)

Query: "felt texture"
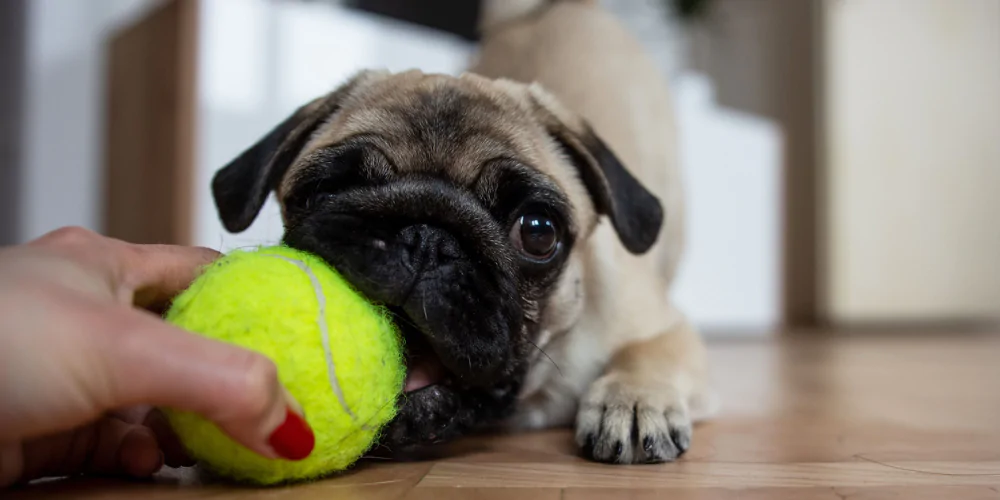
(163, 246, 403, 485)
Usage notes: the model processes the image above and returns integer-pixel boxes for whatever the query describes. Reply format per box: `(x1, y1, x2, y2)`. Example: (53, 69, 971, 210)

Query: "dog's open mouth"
(387, 307, 450, 393)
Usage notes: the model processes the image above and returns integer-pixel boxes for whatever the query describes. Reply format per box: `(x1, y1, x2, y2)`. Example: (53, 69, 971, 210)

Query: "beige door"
(820, 0, 1000, 323)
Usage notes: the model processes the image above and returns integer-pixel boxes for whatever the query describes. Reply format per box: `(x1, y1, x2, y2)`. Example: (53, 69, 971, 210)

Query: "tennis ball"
(162, 245, 404, 485)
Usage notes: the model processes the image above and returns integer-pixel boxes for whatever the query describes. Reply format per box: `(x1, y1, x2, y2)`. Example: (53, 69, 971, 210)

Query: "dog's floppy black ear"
(211, 72, 370, 233)
(528, 87, 664, 254)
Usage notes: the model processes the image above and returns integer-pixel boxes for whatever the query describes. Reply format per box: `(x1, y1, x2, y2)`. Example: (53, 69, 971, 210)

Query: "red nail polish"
(268, 409, 315, 460)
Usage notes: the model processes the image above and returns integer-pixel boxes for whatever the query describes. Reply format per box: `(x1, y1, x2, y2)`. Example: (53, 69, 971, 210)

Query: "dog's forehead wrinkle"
(299, 74, 565, 195)
(379, 126, 523, 188)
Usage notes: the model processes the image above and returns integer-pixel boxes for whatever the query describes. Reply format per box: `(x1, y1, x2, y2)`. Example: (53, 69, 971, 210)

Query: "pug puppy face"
(211, 70, 662, 452)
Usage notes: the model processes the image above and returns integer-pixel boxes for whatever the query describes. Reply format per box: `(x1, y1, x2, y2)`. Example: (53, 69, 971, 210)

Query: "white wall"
(19, 0, 160, 242)
(671, 74, 781, 333)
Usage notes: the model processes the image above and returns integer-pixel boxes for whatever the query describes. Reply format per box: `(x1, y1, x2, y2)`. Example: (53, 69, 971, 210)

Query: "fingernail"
(282, 386, 305, 418)
(268, 408, 314, 460)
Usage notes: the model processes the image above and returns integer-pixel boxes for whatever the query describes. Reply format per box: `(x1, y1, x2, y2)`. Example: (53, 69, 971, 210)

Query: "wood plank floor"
(10, 331, 1000, 499)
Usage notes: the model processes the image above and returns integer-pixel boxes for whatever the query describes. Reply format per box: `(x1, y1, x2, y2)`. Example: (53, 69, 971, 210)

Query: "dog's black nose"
(398, 224, 462, 272)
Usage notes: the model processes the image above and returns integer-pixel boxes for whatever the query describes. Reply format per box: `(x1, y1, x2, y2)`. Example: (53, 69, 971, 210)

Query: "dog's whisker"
(387, 308, 421, 331)
(527, 338, 562, 377)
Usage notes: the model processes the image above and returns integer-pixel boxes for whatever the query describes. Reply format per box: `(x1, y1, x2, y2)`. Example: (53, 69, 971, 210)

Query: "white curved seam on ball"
(267, 254, 357, 421)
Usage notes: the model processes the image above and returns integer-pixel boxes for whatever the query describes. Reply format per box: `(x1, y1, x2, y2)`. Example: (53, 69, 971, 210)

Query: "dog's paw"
(575, 373, 692, 464)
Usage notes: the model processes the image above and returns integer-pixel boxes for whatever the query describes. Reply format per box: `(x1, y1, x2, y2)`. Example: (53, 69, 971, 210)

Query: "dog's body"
(211, 0, 714, 464)
(474, 0, 714, 463)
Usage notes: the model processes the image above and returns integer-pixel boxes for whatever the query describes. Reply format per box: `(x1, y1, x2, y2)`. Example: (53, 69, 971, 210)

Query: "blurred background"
(0, 0, 997, 337)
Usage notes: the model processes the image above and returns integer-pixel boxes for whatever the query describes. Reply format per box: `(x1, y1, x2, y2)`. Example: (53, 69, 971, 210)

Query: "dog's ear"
(211, 71, 374, 233)
(527, 86, 664, 254)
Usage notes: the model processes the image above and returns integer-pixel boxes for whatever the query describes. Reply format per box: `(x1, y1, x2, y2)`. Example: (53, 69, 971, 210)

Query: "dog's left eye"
(511, 214, 559, 261)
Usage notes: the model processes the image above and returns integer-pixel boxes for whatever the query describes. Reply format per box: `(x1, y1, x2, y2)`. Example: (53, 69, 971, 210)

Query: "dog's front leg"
(575, 316, 714, 464)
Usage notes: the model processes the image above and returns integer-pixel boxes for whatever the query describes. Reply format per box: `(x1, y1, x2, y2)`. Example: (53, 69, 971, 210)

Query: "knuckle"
(192, 245, 222, 262)
(39, 226, 97, 248)
(231, 353, 280, 419)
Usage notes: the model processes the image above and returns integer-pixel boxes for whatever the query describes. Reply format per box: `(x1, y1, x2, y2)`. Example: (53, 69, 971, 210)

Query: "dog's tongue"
(404, 354, 447, 392)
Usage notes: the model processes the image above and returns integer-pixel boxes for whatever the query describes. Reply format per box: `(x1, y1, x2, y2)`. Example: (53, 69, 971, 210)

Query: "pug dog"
(210, 0, 715, 464)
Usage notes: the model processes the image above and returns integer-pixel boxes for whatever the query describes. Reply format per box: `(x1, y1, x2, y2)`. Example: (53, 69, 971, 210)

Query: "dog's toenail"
(670, 429, 690, 453)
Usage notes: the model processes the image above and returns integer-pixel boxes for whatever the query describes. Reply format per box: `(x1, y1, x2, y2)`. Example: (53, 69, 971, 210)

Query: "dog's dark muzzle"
(283, 179, 522, 388)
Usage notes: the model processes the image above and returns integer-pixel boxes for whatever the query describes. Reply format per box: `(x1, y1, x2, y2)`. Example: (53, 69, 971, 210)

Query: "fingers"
(115, 426, 163, 478)
(26, 226, 221, 310)
(11, 417, 163, 487)
(14, 227, 312, 464)
(118, 244, 221, 310)
(4, 409, 196, 487)
(100, 307, 314, 461)
(110, 406, 193, 467)
(143, 409, 196, 468)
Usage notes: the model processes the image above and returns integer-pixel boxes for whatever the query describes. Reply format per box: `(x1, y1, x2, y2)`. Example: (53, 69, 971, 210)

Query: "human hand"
(0, 227, 314, 487)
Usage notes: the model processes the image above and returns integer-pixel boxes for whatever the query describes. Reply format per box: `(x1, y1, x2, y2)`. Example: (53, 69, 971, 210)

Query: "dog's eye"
(305, 192, 336, 210)
(511, 214, 559, 260)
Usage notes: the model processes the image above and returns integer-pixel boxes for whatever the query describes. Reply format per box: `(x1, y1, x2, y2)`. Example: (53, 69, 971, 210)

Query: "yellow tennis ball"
(162, 245, 403, 485)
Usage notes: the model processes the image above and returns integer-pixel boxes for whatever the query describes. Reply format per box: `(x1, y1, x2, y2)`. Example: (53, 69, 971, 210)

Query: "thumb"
(100, 307, 315, 461)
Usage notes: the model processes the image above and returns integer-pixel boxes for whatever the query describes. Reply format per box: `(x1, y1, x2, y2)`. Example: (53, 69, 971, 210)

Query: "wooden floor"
(11, 331, 1000, 499)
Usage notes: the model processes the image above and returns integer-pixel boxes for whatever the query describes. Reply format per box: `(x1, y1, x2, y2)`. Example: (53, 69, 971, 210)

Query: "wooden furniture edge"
(104, 0, 198, 245)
